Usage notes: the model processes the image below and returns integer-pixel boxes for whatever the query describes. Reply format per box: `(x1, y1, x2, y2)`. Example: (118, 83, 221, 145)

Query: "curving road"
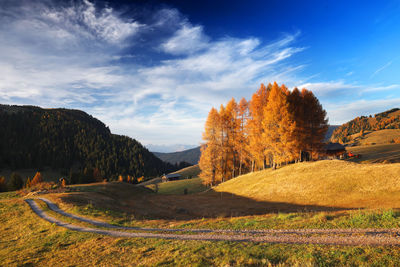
(25, 198, 400, 246)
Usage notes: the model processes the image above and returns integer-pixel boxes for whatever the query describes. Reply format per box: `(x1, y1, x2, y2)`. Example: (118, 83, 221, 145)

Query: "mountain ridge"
(0, 104, 176, 180)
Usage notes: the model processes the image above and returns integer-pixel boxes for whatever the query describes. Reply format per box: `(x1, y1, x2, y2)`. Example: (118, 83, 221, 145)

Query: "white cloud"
(161, 23, 209, 55)
(298, 81, 360, 96)
(0, 0, 306, 148)
(325, 98, 400, 124)
(80, 0, 142, 44)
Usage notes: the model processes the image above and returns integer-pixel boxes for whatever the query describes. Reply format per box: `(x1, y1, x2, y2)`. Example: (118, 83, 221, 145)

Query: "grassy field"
(142, 165, 205, 195)
(349, 129, 400, 146)
(4, 190, 400, 265)
(146, 177, 207, 195)
(138, 165, 201, 187)
(4, 160, 400, 265)
(346, 143, 400, 163)
(171, 165, 201, 178)
(214, 160, 400, 209)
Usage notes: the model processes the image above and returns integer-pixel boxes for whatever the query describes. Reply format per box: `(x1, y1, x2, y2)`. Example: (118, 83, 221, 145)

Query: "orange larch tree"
(224, 98, 240, 180)
(301, 89, 329, 159)
(247, 83, 270, 171)
(199, 107, 222, 186)
(237, 97, 250, 176)
(262, 82, 296, 168)
(287, 87, 307, 162)
(199, 82, 328, 185)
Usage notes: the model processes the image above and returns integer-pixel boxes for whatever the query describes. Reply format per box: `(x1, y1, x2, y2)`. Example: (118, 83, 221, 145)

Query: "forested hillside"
(0, 105, 176, 180)
(331, 108, 400, 143)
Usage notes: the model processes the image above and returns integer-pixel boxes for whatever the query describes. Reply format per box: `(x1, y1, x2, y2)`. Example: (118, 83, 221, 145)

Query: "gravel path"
(25, 198, 400, 246)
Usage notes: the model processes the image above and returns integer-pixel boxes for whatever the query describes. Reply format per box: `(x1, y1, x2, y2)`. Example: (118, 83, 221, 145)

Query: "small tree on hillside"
(31, 172, 43, 186)
(8, 173, 23, 191)
(25, 177, 31, 188)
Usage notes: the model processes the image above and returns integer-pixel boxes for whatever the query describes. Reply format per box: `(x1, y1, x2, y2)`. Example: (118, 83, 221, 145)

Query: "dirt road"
(26, 198, 400, 246)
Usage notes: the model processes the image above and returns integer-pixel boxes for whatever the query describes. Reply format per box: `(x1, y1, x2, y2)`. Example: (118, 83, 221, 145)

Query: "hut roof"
(325, 142, 345, 151)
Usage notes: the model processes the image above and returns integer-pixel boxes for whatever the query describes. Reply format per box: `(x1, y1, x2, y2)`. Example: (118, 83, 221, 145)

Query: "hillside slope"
(214, 160, 400, 208)
(331, 108, 400, 144)
(0, 104, 175, 179)
(153, 147, 201, 165)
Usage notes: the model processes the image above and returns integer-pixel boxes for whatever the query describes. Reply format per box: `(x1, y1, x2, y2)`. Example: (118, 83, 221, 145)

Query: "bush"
(8, 173, 23, 191)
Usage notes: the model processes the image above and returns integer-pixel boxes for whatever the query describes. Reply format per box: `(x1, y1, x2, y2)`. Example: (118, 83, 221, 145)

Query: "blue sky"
(0, 0, 399, 152)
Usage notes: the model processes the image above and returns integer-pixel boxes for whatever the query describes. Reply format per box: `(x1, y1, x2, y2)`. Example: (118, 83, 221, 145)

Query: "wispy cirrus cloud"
(0, 0, 306, 147)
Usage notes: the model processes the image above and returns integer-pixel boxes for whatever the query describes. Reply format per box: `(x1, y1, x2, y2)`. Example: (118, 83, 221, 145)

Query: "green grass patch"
(0, 191, 19, 200)
(3, 194, 400, 265)
(147, 177, 208, 195)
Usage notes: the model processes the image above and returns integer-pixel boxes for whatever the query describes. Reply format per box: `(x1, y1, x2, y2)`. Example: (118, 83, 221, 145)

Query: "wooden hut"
(325, 143, 346, 158)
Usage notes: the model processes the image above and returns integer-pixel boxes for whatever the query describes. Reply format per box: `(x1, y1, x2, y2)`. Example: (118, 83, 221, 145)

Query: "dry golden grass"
(147, 177, 207, 195)
(171, 164, 200, 178)
(5, 191, 400, 265)
(348, 143, 400, 163)
(214, 160, 400, 209)
(358, 129, 400, 145)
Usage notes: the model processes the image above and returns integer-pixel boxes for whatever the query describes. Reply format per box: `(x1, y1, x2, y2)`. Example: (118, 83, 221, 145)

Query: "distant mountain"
(0, 104, 176, 180)
(147, 144, 197, 153)
(331, 108, 400, 144)
(325, 125, 340, 141)
(153, 147, 201, 165)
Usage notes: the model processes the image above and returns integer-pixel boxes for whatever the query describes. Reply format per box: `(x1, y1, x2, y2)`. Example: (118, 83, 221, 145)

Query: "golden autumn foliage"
(247, 83, 270, 171)
(199, 107, 221, 185)
(263, 83, 296, 167)
(30, 172, 43, 186)
(25, 177, 31, 188)
(199, 82, 328, 186)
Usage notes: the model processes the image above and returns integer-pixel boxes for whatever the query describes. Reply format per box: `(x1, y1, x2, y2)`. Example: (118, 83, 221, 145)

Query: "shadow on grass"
(59, 182, 354, 220)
